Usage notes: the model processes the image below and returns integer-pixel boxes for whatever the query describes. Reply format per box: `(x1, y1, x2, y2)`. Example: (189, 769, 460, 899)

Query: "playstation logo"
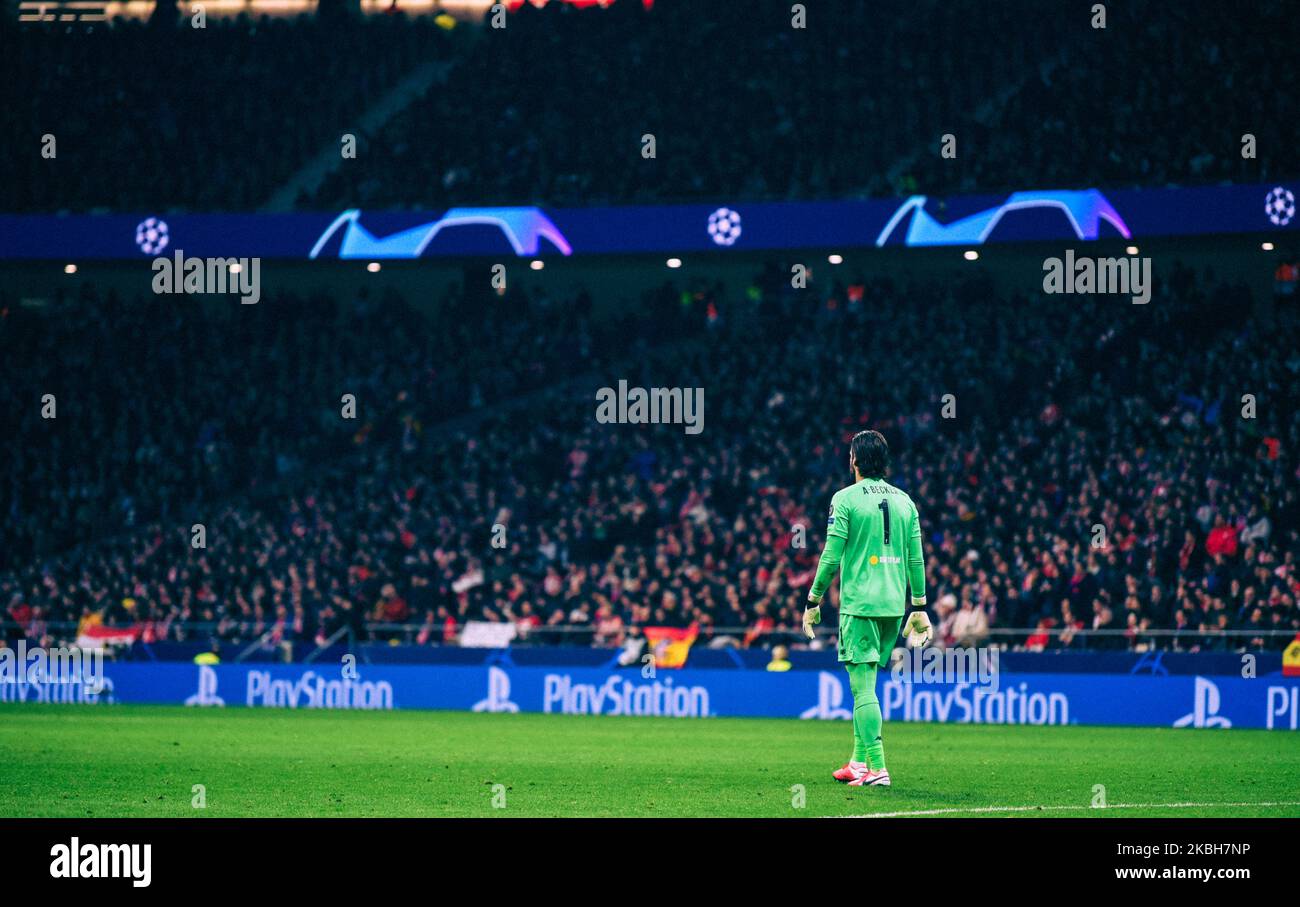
(799, 671, 853, 720)
(185, 665, 226, 707)
(472, 666, 520, 713)
(1173, 676, 1231, 728)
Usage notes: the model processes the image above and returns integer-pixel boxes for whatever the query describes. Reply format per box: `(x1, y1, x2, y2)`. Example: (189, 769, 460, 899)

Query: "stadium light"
(963, 250, 979, 261)
(530, 260, 545, 271)
(367, 262, 382, 273)
(229, 262, 242, 274)
(828, 254, 843, 265)
(1262, 242, 1275, 251)
(1125, 245, 1139, 255)
(64, 263, 77, 274)
(666, 258, 682, 269)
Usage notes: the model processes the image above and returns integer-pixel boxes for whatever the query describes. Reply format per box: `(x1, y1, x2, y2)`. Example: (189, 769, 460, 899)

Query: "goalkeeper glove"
(903, 608, 933, 647)
(802, 604, 822, 640)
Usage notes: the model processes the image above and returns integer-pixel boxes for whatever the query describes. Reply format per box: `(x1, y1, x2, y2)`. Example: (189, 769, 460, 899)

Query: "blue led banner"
(4, 661, 1298, 730)
(0, 182, 1295, 261)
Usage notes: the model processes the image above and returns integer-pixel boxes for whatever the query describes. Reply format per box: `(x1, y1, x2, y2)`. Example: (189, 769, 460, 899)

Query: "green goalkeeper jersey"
(810, 476, 926, 617)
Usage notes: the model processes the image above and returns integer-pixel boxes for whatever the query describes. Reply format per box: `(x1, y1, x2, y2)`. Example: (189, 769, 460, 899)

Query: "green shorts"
(837, 613, 904, 665)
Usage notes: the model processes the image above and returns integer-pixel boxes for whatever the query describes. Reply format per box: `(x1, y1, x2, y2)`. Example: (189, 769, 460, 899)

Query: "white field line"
(827, 801, 1300, 818)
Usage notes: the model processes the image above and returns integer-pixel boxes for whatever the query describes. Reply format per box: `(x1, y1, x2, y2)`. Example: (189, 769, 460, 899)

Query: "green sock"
(851, 706, 865, 763)
(847, 661, 885, 770)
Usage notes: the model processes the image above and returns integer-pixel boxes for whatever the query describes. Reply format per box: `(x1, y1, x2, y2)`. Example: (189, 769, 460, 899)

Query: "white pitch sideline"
(828, 801, 1300, 819)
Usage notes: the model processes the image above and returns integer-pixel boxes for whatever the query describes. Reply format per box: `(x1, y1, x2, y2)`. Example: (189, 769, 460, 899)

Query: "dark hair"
(850, 430, 889, 479)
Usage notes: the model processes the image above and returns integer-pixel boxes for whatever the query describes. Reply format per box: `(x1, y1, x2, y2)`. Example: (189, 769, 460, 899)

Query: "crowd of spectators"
(1, 14, 454, 213)
(312, 0, 1300, 208)
(3, 261, 1297, 655)
(6, 0, 1295, 214)
(0, 274, 704, 570)
(4, 0, 1298, 657)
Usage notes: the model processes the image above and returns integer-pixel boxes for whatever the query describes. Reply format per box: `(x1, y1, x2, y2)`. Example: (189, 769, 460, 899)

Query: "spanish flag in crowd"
(642, 624, 698, 669)
(75, 621, 139, 651)
(1283, 634, 1300, 677)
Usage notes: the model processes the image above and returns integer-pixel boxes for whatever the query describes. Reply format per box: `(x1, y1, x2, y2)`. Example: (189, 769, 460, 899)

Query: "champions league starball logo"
(134, 217, 169, 254)
(1265, 186, 1295, 227)
(707, 207, 742, 246)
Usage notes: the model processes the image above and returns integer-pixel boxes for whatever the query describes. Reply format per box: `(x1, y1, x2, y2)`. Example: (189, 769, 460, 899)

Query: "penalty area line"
(826, 801, 1300, 818)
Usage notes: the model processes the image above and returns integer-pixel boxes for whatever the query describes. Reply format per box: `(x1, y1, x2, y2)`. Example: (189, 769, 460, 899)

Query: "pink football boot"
(847, 768, 891, 787)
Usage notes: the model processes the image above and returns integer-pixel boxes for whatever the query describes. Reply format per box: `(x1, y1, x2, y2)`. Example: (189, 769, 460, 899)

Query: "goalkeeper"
(802, 430, 930, 787)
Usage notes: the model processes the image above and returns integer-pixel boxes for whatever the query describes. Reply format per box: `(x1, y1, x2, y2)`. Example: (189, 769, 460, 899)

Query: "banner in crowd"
(1284, 638, 1300, 676)
(459, 620, 518, 649)
(641, 625, 698, 668)
(1, 182, 1294, 261)
(73, 623, 138, 651)
(3, 661, 1298, 730)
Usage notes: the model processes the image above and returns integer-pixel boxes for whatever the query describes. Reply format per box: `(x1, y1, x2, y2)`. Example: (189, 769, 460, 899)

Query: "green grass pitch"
(2, 704, 1298, 818)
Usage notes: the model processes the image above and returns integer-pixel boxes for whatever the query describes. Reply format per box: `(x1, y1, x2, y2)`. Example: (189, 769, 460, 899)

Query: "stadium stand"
(316, 0, 1300, 208)
(2, 1, 1297, 657)
(5, 0, 1297, 214)
(4, 263, 1296, 653)
(0, 14, 454, 213)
